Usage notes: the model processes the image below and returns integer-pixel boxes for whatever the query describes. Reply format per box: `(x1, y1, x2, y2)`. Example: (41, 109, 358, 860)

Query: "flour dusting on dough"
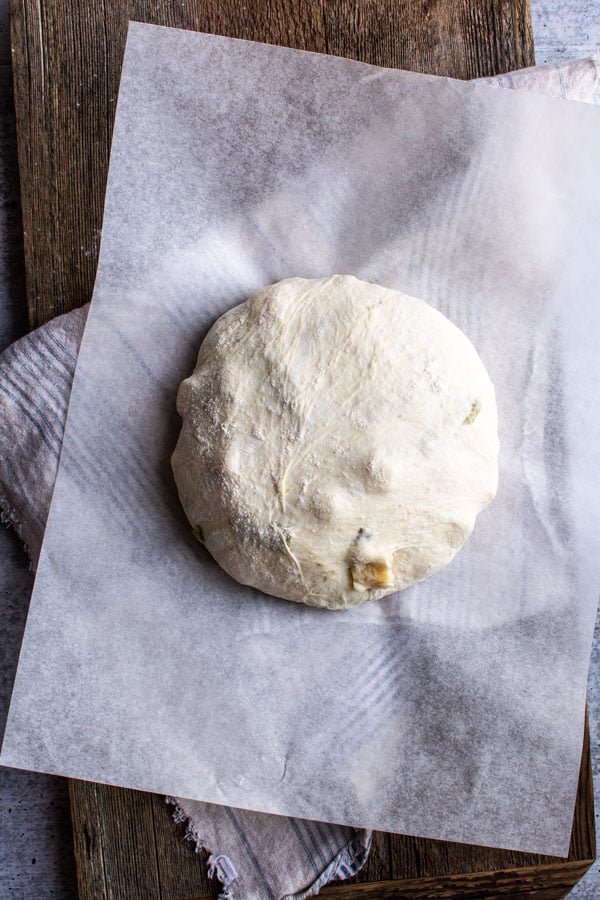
(172, 275, 499, 610)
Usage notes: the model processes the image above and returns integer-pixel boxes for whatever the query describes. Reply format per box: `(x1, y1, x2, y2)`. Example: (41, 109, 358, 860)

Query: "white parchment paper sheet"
(2, 23, 600, 856)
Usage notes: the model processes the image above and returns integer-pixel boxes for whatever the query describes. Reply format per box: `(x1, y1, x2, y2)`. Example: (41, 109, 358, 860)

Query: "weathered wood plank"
(69, 781, 163, 899)
(323, 0, 535, 77)
(354, 830, 393, 884)
(11, 0, 535, 330)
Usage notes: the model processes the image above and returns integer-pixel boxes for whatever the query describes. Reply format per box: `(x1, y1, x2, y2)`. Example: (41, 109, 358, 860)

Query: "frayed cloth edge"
(283, 830, 373, 900)
(165, 797, 237, 899)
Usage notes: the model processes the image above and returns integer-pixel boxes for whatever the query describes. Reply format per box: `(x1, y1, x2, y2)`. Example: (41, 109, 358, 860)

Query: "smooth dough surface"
(172, 275, 499, 610)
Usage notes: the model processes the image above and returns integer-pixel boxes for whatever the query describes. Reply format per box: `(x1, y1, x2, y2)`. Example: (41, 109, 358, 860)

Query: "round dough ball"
(172, 275, 498, 610)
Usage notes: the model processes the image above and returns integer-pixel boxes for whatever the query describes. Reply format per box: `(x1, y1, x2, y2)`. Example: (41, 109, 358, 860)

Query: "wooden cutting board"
(9, 1, 595, 897)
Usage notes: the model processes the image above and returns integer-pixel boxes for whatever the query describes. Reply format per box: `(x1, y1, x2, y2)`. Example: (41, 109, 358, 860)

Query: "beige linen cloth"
(0, 57, 597, 900)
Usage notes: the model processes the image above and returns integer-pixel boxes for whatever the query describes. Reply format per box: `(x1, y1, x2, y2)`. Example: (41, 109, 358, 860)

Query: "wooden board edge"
(317, 859, 596, 898)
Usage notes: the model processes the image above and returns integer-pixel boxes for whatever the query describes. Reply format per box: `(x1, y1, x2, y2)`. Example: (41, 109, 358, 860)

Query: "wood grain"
(10, 1, 594, 899)
(10, 0, 535, 329)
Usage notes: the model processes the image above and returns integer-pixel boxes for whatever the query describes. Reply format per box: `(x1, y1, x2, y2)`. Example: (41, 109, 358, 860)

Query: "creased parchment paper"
(2, 23, 600, 856)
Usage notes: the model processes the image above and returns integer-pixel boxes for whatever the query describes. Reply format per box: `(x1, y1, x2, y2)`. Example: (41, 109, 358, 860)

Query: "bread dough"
(172, 275, 499, 610)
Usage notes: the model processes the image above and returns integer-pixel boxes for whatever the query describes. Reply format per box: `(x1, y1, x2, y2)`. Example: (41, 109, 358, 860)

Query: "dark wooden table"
(9, 1, 595, 897)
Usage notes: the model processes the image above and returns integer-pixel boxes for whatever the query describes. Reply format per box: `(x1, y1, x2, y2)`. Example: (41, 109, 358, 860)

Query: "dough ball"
(172, 275, 498, 610)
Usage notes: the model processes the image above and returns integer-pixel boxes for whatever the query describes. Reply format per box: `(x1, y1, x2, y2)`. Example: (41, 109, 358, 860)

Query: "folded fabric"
(0, 57, 597, 899)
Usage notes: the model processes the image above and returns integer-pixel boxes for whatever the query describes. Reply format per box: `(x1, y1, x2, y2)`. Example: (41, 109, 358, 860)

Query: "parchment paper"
(2, 23, 600, 856)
